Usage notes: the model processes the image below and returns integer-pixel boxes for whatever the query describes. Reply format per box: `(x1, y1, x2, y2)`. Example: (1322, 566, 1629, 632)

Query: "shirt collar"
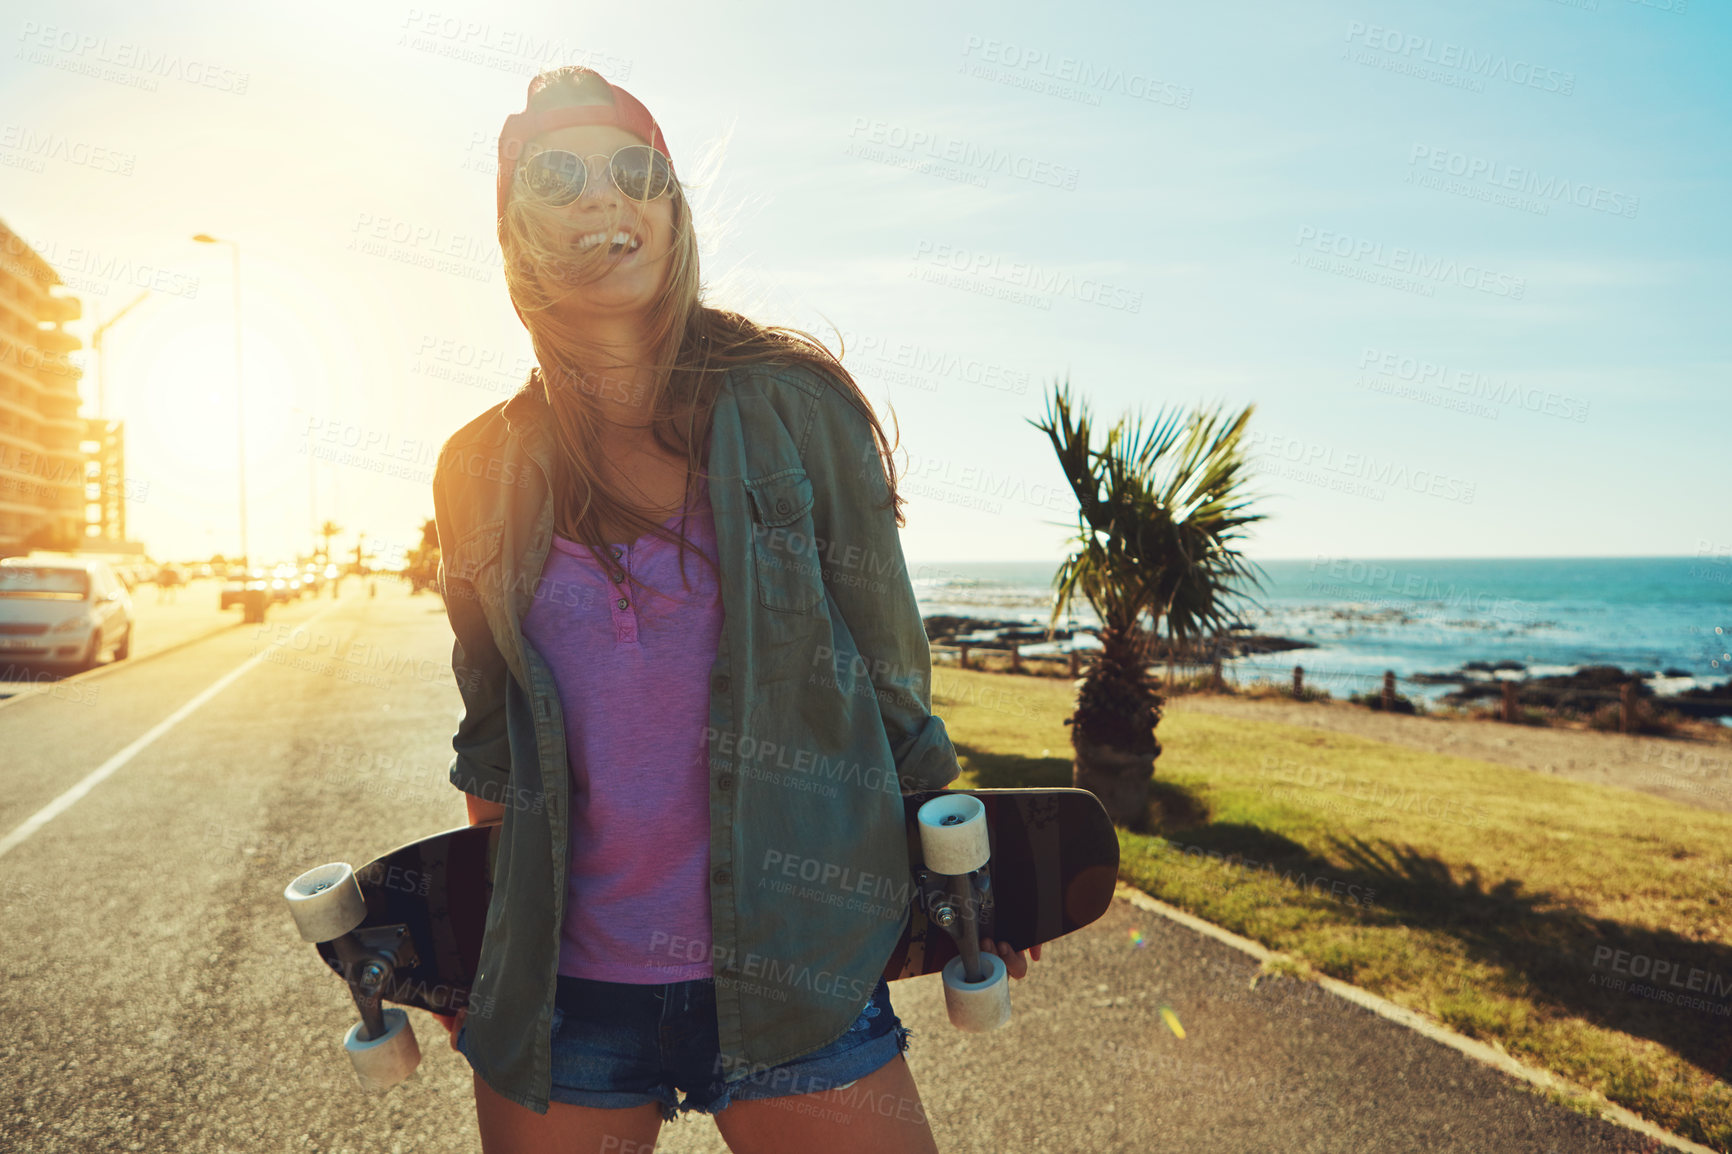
(500, 371, 558, 487)
(501, 370, 548, 434)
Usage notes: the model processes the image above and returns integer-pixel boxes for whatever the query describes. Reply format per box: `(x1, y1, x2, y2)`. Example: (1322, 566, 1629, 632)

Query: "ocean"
(907, 556, 1732, 710)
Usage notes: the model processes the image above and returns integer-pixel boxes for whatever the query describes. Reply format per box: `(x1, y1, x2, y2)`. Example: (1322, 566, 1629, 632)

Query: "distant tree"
(406, 517, 440, 595)
(1028, 378, 1266, 828)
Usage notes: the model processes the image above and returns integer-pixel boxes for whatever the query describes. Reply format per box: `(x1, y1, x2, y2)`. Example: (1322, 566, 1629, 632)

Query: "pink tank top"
(523, 475, 721, 982)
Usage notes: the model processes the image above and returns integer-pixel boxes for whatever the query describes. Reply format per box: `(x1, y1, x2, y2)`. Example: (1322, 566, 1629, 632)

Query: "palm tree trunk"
(1067, 623, 1162, 828)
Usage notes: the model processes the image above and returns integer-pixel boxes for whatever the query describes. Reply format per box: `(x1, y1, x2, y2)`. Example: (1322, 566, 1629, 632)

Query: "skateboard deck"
(886, 787, 1118, 980)
(310, 787, 1119, 1017)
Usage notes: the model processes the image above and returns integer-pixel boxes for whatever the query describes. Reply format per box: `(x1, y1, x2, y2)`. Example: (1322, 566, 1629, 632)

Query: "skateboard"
(284, 787, 1119, 1088)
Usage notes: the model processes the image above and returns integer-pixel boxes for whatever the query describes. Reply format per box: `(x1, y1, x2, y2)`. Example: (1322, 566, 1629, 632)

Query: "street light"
(191, 233, 246, 568)
(288, 403, 318, 555)
(87, 290, 150, 544)
(90, 291, 150, 419)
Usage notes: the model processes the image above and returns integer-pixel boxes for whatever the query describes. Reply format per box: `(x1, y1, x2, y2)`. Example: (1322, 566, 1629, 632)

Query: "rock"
(1661, 680, 1732, 718)
(1227, 635, 1316, 656)
(921, 615, 1028, 642)
(921, 614, 1314, 661)
(1438, 663, 1691, 713)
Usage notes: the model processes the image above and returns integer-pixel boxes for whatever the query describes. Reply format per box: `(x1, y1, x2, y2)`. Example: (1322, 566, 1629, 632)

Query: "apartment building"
(0, 218, 85, 555)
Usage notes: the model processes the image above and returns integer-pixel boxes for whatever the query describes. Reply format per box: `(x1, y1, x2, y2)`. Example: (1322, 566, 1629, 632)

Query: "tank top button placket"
(609, 544, 638, 644)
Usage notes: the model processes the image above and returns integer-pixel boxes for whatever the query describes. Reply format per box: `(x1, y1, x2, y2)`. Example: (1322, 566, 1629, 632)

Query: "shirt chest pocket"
(743, 468, 824, 614)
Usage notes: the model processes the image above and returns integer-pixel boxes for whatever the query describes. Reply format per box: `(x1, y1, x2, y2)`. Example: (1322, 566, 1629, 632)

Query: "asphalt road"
(0, 583, 1680, 1152)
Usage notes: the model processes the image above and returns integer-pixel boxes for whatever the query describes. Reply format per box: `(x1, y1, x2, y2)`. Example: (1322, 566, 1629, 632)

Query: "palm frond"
(1029, 379, 1269, 655)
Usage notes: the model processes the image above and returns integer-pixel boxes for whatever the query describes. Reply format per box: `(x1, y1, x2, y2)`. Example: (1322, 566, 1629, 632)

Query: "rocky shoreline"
(921, 615, 1732, 721)
(1410, 661, 1732, 720)
(920, 615, 1314, 661)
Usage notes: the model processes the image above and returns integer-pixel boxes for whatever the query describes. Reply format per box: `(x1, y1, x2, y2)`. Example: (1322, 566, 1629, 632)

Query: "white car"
(0, 558, 134, 672)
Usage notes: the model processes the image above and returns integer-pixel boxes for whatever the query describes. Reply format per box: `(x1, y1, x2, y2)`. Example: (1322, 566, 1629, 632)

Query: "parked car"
(0, 557, 134, 672)
(220, 567, 269, 610)
(267, 566, 298, 603)
(280, 565, 313, 601)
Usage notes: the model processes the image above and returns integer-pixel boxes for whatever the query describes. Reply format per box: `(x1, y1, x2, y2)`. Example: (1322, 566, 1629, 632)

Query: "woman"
(431, 66, 1038, 1153)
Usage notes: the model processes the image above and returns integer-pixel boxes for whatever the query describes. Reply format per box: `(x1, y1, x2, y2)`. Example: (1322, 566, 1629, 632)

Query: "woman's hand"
(981, 937, 1043, 980)
(429, 1007, 468, 1051)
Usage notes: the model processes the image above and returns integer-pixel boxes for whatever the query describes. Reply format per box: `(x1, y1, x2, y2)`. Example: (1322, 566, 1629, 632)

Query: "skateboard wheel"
(343, 1007, 421, 1091)
(917, 793, 989, 875)
(284, 862, 368, 942)
(941, 952, 1012, 1033)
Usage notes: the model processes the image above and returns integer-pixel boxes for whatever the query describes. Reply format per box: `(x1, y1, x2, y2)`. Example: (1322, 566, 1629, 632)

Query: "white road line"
(0, 605, 344, 861)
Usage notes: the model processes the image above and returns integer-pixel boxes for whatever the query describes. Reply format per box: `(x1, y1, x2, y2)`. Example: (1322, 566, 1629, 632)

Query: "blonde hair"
(497, 66, 905, 606)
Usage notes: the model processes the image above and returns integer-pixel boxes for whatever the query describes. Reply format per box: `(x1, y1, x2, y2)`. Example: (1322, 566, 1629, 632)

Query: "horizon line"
(906, 554, 1724, 565)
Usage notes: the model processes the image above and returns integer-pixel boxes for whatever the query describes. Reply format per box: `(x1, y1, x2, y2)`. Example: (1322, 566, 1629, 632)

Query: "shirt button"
(776, 498, 790, 515)
(611, 547, 623, 559)
(712, 674, 730, 693)
(612, 571, 625, 583)
(717, 774, 734, 791)
(617, 597, 629, 610)
(712, 868, 731, 886)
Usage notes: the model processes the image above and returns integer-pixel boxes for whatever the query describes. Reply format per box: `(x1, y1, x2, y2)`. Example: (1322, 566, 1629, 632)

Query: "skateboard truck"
(327, 926, 419, 1042)
(916, 864, 996, 983)
(915, 794, 1013, 1032)
(285, 863, 424, 1090)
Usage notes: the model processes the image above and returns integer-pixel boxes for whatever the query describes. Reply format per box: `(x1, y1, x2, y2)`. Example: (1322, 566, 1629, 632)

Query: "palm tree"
(318, 520, 342, 563)
(1027, 378, 1267, 828)
(407, 518, 440, 595)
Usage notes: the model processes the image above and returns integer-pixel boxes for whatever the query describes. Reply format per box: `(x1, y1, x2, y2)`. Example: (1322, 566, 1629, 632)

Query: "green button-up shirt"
(431, 360, 960, 1114)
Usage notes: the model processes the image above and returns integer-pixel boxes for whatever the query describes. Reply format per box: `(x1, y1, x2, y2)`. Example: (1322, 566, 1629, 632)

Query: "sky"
(0, 0, 1726, 567)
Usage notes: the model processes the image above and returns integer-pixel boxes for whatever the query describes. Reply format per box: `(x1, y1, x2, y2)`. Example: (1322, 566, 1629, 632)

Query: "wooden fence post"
(1069, 649, 1079, 677)
(1010, 642, 1021, 674)
(1293, 665, 1304, 697)
(1211, 655, 1224, 691)
(1620, 682, 1636, 734)
(1382, 670, 1396, 711)
(958, 643, 970, 671)
(1502, 680, 1518, 723)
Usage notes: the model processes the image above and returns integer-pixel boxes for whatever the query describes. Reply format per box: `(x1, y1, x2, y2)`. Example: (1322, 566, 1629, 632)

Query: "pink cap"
(496, 72, 674, 219)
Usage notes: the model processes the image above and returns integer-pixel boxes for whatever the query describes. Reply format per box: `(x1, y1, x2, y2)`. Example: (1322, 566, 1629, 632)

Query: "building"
(83, 416, 128, 545)
(0, 218, 85, 556)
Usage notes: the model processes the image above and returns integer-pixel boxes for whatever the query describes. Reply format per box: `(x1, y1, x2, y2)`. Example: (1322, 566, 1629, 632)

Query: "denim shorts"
(457, 973, 910, 1121)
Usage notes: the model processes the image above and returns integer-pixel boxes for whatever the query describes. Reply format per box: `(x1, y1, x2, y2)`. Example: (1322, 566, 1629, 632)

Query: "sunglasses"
(517, 144, 674, 205)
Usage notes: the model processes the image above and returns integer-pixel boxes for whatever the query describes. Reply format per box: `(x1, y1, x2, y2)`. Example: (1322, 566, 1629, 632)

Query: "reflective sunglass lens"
(523, 150, 585, 205)
(611, 146, 672, 201)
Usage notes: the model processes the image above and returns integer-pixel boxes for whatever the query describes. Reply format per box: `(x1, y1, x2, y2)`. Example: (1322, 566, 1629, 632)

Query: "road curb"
(1112, 881, 1721, 1154)
(0, 618, 241, 713)
(0, 591, 333, 715)
(0, 587, 370, 713)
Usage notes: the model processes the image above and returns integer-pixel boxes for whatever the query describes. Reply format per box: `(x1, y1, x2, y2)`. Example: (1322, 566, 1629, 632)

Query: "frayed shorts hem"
(462, 976, 910, 1122)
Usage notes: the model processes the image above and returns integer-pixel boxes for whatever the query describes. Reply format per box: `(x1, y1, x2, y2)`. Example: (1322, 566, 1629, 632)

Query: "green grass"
(933, 666, 1732, 1151)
